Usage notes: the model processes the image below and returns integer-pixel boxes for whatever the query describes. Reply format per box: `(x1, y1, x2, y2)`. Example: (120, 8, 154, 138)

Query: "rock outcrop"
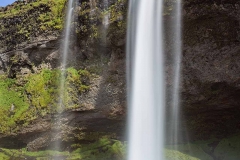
(181, 0, 240, 140)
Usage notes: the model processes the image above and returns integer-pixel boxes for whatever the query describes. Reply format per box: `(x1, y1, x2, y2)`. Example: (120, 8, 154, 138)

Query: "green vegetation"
(0, 76, 29, 134)
(0, 138, 126, 160)
(76, 0, 127, 44)
(0, 0, 67, 51)
(37, 0, 66, 30)
(0, 0, 66, 30)
(25, 69, 60, 114)
(0, 67, 90, 134)
(166, 135, 240, 160)
(166, 143, 213, 160)
(165, 149, 200, 160)
(1, 135, 240, 159)
(61, 67, 91, 110)
(69, 138, 126, 160)
(213, 135, 240, 160)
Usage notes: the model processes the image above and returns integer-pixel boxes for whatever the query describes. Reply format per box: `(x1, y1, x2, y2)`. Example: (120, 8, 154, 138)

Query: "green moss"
(73, 132, 117, 142)
(0, 138, 126, 160)
(25, 69, 60, 114)
(0, 138, 217, 160)
(0, 0, 67, 51)
(25, 150, 69, 158)
(0, 76, 29, 134)
(0, 148, 69, 159)
(0, 0, 66, 31)
(0, 67, 90, 134)
(166, 143, 213, 160)
(0, 151, 10, 160)
(62, 68, 91, 110)
(38, 0, 66, 30)
(76, 0, 127, 43)
(165, 149, 200, 160)
(69, 138, 126, 160)
(213, 135, 240, 160)
(25, 68, 91, 112)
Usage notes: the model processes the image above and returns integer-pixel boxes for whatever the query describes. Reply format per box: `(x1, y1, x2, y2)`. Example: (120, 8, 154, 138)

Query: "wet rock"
(180, 0, 240, 140)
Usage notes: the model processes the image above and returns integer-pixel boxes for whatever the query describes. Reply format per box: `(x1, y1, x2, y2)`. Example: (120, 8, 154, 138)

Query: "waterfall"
(59, 0, 74, 110)
(52, 0, 74, 151)
(127, 0, 165, 159)
(169, 0, 182, 145)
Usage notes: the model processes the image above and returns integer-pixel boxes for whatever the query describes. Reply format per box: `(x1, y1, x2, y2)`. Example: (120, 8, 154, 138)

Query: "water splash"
(127, 0, 165, 159)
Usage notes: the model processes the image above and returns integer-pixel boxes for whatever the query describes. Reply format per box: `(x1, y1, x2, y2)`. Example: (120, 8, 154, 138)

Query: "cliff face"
(0, 0, 239, 156)
(0, 0, 127, 152)
(181, 0, 240, 140)
(0, 0, 66, 53)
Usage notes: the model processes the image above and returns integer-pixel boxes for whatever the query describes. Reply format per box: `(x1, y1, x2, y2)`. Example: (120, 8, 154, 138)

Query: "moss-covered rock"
(165, 149, 201, 160)
(4, 136, 240, 160)
(0, 138, 126, 160)
(0, 0, 66, 52)
(166, 143, 213, 160)
(213, 135, 240, 160)
(75, 0, 127, 58)
(0, 67, 91, 134)
(165, 134, 240, 160)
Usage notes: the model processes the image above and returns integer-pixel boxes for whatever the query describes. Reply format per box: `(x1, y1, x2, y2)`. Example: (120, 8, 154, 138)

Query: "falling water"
(103, 0, 110, 27)
(101, 0, 110, 47)
(127, 0, 165, 159)
(169, 0, 182, 145)
(59, 0, 74, 109)
(52, 0, 74, 151)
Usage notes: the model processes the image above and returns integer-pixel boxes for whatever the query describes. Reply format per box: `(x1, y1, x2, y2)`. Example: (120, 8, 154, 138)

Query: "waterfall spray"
(127, 0, 165, 159)
(59, 0, 74, 110)
(52, 0, 74, 151)
(169, 0, 182, 145)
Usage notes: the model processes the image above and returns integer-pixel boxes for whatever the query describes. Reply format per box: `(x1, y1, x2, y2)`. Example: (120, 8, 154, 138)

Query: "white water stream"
(169, 0, 182, 145)
(127, 0, 165, 159)
(127, 0, 183, 159)
(59, 0, 74, 109)
(52, 0, 74, 151)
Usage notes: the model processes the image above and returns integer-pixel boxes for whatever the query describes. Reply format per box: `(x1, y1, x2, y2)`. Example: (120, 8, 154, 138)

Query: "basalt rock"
(181, 0, 240, 140)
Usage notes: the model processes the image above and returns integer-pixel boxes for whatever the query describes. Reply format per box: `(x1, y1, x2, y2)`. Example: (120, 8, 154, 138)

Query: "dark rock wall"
(181, 0, 240, 140)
